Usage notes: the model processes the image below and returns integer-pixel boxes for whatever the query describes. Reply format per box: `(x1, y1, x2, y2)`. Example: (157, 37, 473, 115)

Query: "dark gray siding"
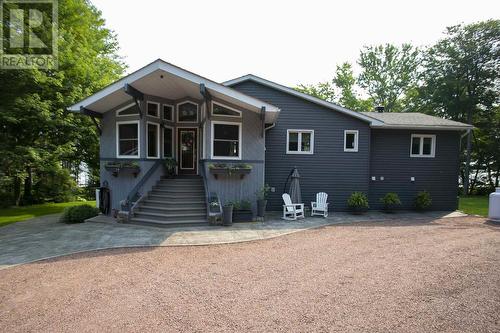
(369, 129, 460, 210)
(231, 80, 371, 211)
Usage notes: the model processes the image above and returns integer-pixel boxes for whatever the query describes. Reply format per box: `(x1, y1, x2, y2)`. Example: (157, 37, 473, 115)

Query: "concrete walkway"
(0, 210, 466, 269)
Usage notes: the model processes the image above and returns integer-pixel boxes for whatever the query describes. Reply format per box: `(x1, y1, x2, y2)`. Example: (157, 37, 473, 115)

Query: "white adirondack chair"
(311, 192, 329, 217)
(282, 193, 305, 221)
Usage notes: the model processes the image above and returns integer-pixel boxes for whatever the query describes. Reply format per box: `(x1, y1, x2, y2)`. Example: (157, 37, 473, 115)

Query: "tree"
(295, 63, 371, 111)
(419, 20, 500, 193)
(358, 43, 420, 112)
(0, 0, 126, 205)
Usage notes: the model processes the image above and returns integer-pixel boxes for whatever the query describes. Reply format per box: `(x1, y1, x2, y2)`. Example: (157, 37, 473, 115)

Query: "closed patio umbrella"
(289, 168, 302, 204)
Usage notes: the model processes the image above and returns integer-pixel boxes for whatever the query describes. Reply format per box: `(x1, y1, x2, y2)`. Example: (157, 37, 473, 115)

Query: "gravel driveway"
(0, 216, 498, 332)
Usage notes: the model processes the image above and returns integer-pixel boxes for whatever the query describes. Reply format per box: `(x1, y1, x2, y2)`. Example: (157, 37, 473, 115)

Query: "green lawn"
(459, 196, 489, 217)
(0, 201, 96, 227)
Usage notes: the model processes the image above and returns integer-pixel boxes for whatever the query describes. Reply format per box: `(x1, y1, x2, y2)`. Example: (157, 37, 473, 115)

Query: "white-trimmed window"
(147, 122, 160, 159)
(211, 101, 242, 117)
(410, 134, 436, 158)
(116, 121, 140, 158)
(344, 130, 359, 152)
(177, 101, 198, 122)
(211, 121, 241, 159)
(286, 130, 314, 154)
(163, 126, 174, 158)
(116, 103, 140, 117)
(163, 104, 174, 121)
(147, 101, 160, 118)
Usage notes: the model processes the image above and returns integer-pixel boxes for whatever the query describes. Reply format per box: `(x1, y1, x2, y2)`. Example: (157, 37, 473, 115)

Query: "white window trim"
(177, 101, 199, 123)
(344, 130, 359, 152)
(146, 121, 160, 159)
(211, 101, 242, 118)
(163, 104, 174, 122)
(211, 120, 242, 160)
(286, 129, 314, 155)
(116, 120, 140, 159)
(162, 125, 174, 158)
(410, 134, 436, 158)
(146, 101, 160, 118)
(115, 102, 139, 117)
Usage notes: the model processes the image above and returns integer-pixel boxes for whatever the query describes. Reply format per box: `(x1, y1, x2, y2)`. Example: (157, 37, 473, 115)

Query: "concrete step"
(148, 194, 205, 201)
(151, 188, 205, 194)
(137, 205, 206, 214)
(153, 185, 204, 190)
(128, 217, 207, 228)
(142, 199, 205, 206)
(133, 211, 206, 222)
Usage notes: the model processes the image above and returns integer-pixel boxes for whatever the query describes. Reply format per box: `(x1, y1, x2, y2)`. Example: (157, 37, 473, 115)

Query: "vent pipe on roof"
(375, 106, 385, 113)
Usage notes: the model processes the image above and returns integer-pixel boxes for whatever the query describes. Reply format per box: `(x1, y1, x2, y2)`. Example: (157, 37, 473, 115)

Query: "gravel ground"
(0, 216, 499, 332)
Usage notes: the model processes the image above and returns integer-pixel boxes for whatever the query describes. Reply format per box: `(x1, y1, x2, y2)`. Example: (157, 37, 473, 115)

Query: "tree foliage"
(0, 0, 125, 206)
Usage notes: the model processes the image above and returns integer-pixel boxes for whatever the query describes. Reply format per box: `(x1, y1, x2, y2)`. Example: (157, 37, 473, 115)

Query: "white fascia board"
(69, 60, 281, 115)
(223, 75, 383, 126)
(370, 124, 473, 131)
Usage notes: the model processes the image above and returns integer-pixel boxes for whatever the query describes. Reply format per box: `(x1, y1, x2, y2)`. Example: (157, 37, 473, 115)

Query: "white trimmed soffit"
(67, 59, 280, 122)
(223, 74, 384, 126)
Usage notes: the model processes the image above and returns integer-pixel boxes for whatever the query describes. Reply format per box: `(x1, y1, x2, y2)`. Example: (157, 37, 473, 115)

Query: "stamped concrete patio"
(0, 210, 466, 269)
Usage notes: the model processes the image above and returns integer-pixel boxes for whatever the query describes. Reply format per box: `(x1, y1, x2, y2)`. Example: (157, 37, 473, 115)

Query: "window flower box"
(105, 162, 141, 177)
(208, 163, 252, 180)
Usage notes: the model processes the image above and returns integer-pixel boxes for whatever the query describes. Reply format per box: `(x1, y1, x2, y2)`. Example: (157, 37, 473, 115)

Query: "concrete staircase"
(129, 176, 207, 227)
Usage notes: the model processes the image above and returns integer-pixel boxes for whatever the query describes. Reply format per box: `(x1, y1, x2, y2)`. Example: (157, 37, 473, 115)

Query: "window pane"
(147, 102, 158, 117)
(118, 104, 140, 116)
(411, 137, 420, 155)
(119, 123, 138, 140)
(213, 103, 240, 117)
(345, 133, 355, 149)
(301, 132, 311, 151)
(163, 105, 173, 121)
(422, 137, 432, 155)
(214, 141, 239, 157)
(178, 102, 198, 122)
(214, 124, 239, 140)
(288, 132, 298, 151)
(118, 123, 138, 156)
(147, 124, 158, 157)
(163, 127, 173, 157)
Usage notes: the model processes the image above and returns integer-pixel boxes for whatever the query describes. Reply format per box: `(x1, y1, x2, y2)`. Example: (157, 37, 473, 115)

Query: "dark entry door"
(178, 128, 197, 175)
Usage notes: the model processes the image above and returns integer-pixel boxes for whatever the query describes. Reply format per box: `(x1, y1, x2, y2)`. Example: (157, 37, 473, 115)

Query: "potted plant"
(414, 190, 432, 211)
(222, 201, 233, 226)
(347, 192, 369, 214)
(233, 199, 254, 222)
(164, 158, 177, 178)
(256, 184, 271, 218)
(380, 192, 402, 213)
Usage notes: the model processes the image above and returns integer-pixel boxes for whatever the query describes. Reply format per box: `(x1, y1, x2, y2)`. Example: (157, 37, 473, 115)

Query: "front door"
(178, 128, 197, 175)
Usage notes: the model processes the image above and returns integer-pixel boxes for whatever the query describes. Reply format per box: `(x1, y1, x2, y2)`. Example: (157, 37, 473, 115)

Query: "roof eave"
(371, 124, 473, 131)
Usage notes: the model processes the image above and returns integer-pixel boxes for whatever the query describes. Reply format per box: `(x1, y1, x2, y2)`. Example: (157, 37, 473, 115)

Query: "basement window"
(116, 121, 140, 158)
(287, 130, 314, 154)
(344, 130, 359, 152)
(410, 134, 436, 158)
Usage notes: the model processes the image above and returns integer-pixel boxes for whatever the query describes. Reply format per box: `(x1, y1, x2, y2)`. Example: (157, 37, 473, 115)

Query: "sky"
(91, 0, 499, 87)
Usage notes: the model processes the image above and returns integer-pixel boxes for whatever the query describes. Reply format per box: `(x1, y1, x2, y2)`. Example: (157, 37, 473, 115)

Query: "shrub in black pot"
(414, 190, 432, 211)
(347, 192, 369, 214)
(60, 204, 99, 224)
(222, 203, 233, 226)
(255, 184, 271, 217)
(164, 158, 177, 178)
(380, 192, 402, 213)
(233, 200, 254, 222)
